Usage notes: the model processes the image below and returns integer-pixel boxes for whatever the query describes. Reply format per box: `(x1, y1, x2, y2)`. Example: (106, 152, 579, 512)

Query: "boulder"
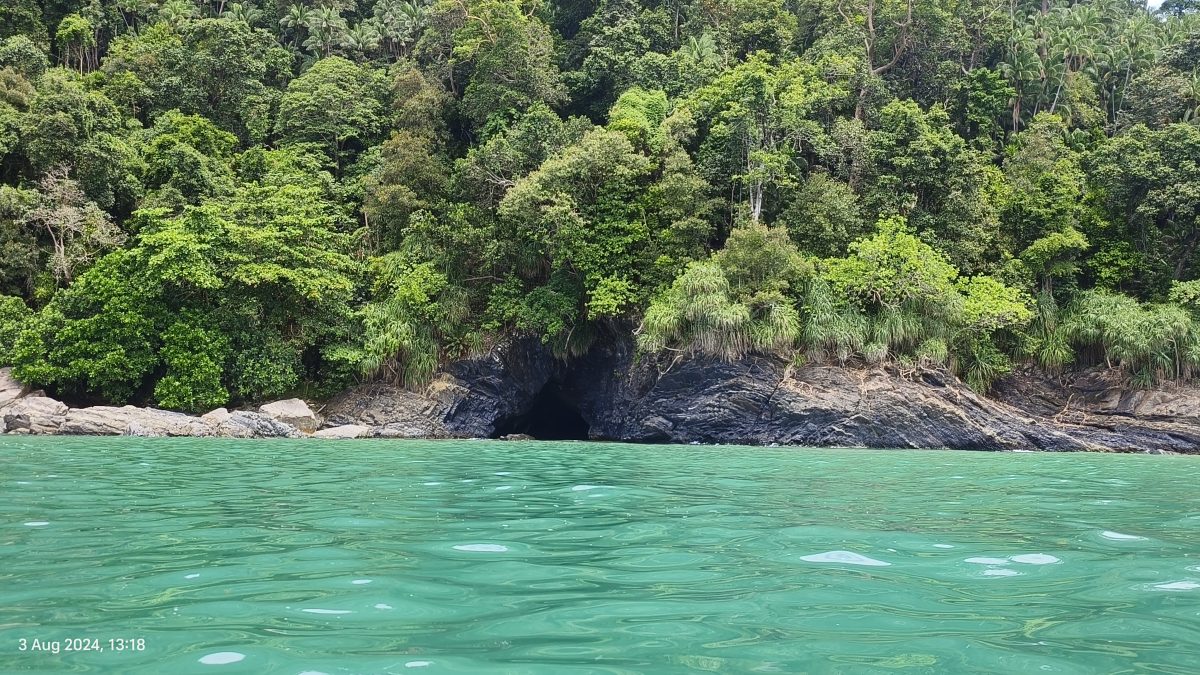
(1, 395, 69, 434)
(200, 407, 231, 426)
(312, 424, 369, 439)
(0, 368, 25, 408)
(215, 411, 303, 438)
(259, 398, 319, 433)
(60, 405, 212, 436)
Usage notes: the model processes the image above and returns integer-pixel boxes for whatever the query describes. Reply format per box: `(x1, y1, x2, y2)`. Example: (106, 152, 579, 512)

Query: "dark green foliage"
(4, 0, 1200, 405)
(0, 294, 30, 365)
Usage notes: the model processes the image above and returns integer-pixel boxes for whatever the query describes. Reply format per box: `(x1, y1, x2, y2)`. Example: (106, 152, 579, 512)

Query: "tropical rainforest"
(2, 0, 1200, 412)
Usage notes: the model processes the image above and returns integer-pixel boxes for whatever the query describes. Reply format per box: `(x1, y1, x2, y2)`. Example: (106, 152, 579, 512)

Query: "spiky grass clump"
(1063, 290, 1200, 385)
(638, 262, 801, 360)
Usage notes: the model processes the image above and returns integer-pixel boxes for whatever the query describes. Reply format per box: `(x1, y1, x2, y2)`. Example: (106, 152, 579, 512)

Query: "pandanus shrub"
(1062, 290, 1200, 385)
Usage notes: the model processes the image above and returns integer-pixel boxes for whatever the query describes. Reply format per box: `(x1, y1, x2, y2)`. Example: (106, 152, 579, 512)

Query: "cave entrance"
(493, 382, 589, 440)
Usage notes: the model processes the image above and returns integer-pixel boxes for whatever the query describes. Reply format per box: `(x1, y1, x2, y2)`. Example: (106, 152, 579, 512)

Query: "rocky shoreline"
(3, 338, 1200, 453)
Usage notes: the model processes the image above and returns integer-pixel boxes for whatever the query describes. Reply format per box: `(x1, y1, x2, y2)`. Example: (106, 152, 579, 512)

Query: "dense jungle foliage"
(3, 0, 1200, 410)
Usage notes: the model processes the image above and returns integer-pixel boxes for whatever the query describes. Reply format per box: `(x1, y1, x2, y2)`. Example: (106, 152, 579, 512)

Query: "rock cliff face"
(4, 341, 1200, 452)
(317, 337, 1200, 453)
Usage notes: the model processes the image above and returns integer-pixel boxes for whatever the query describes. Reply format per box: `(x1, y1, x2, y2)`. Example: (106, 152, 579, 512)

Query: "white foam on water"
(422, 482, 443, 486)
(299, 671, 331, 675)
(301, 608, 353, 615)
(494, 472, 512, 476)
(199, 652, 245, 665)
(185, 574, 200, 579)
(15, 481, 30, 485)
(572, 485, 605, 491)
(1101, 531, 1146, 541)
(352, 579, 372, 585)
(374, 603, 393, 609)
(1154, 581, 1200, 591)
(933, 544, 954, 549)
(799, 550, 891, 567)
(983, 568, 1020, 577)
(23, 521, 49, 527)
(965, 557, 1010, 565)
(1010, 554, 1060, 565)
(453, 543, 509, 552)
(405, 662, 432, 668)
(495, 486, 513, 491)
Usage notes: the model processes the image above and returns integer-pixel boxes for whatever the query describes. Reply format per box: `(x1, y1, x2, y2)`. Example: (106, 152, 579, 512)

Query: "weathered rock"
(322, 336, 1190, 453)
(573, 346, 1200, 452)
(200, 407, 231, 426)
(259, 398, 319, 433)
(325, 384, 452, 437)
(124, 421, 162, 437)
(0, 368, 25, 408)
(1, 395, 69, 434)
(312, 424, 369, 439)
(323, 337, 557, 439)
(215, 411, 303, 438)
(60, 405, 212, 436)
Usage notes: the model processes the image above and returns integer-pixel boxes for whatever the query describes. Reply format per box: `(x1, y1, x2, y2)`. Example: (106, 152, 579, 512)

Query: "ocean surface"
(1, 437, 1198, 674)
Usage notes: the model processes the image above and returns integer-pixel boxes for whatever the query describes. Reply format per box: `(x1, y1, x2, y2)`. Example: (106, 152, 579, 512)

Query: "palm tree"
(342, 21, 382, 59)
(280, 4, 309, 50)
(303, 6, 348, 56)
(374, 0, 426, 59)
(1000, 27, 1043, 131)
(682, 33, 719, 64)
(157, 0, 197, 27)
(222, 2, 262, 26)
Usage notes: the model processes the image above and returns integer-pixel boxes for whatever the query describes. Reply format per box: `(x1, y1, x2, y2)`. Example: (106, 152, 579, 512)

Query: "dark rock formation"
(5, 336, 1199, 452)
(322, 337, 1200, 453)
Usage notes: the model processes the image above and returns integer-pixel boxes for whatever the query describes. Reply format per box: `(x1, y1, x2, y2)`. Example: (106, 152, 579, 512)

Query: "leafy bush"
(0, 294, 31, 365)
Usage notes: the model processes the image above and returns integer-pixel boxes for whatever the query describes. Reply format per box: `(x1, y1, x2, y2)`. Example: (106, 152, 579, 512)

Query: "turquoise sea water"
(1, 438, 1199, 674)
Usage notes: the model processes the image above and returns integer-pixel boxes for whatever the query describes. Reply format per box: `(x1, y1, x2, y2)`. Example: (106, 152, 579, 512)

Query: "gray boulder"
(216, 411, 303, 438)
(200, 407, 232, 426)
(313, 424, 369, 439)
(1, 395, 69, 434)
(60, 405, 213, 436)
(0, 368, 25, 408)
(259, 398, 319, 433)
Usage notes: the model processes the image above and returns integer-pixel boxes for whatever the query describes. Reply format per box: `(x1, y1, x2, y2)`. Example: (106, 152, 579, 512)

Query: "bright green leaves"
(12, 250, 160, 403)
(866, 99, 998, 272)
(275, 56, 388, 170)
(498, 127, 654, 328)
(361, 256, 468, 386)
(639, 223, 807, 360)
(11, 163, 359, 409)
(142, 110, 238, 207)
(823, 217, 959, 309)
(154, 318, 230, 412)
(0, 294, 30, 365)
(608, 87, 668, 153)
(1087, 123, 1200, 295)
(444, 0, 565, 128)
(958, 276, 1034, 332)
(686, 53, 851, 225)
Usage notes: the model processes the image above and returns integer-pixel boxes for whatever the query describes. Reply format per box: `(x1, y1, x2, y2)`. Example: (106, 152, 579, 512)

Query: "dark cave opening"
(493, 383, 590, 440)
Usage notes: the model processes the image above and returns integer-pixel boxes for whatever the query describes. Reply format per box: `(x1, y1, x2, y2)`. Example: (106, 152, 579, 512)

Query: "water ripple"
(1, 437, 1199, 674)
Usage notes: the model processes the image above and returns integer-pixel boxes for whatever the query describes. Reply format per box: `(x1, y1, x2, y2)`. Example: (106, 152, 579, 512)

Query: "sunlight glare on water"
(2, 437, 1199, 673)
